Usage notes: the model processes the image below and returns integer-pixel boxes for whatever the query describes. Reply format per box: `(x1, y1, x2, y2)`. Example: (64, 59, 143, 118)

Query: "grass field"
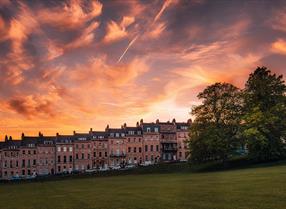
(0, 163, 286, 209)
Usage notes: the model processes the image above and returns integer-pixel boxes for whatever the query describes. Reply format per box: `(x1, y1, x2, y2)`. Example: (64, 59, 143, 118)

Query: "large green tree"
(189, 83, 243, 164)
(243, 67, 286, 161)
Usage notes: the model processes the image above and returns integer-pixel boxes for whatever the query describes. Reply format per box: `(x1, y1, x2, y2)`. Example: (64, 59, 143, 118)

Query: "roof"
(106, 128, 125, 138)
(1, 140, 21, 149)
(56, 134, 75, 143)
(176, 122, 190, 130)
(141, 123, 160, 133)
(124, 126, 143, 136)
(90, 131, 108, 140)
(37, 136, 56, 145)
(73, 133, 91, 141)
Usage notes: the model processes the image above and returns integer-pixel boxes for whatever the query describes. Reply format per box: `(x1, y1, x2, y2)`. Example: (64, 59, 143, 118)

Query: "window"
(82, 153, 84, 159)
(147, 127, 151, 132)
(145, 145, 148, 152)
(58, 156, 61, 163)
(22, 159, 25, 167)
(22, 170, 25, 175)
(134, 147, 137, 153)
(63, 147, 67, 152)
(128, 147, 131, 153)
(179, 152, 182, 157)
(69, 156, 73, 162)
(57, 147, 61, 152)
(151, 145, 153, 152)
(145, 155, 148, 161)
(76, 154, 79, 160)
(34, 150, 36, 155)
(33, 159, 36, 166)
(99, 152, 102, 157)
(156, 145, 159, 152)
(64, 156, 67, 163)
(28, 150, 31, 155)
(69, 147, 73, 152)
(58, 166, 61, 172)
(82, 144, 84, 149)
(105, 152, 107, 157)
(22, 150, 25, 155)
(88, 154, 90, 159)
(139, 147, 142, 153)
(94, 152, 96, 157)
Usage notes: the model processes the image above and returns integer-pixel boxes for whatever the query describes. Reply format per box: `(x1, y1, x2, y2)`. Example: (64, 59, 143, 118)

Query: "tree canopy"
(189, 67, 286, 165)
(189, 83, 243, 164)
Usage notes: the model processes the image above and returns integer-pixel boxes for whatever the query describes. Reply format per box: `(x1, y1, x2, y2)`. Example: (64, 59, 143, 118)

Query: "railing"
(109, 153, 126, 157)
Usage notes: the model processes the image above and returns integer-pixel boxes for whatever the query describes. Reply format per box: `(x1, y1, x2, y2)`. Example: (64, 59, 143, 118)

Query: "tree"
(243, 67, 286, 161)
(189, 83, 243, 164)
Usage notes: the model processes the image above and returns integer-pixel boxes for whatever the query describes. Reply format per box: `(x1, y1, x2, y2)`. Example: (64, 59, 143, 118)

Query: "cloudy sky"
(0, 0, 286, 139)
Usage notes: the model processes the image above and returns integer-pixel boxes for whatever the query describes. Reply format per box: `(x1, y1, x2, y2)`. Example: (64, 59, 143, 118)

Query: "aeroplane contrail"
(117, 0, 174, 63)
(117, 35, 138, 63)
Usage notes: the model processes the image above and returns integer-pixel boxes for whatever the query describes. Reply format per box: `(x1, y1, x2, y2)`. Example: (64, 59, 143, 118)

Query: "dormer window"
(154, 128, 159, 132)
(115, 133, 119, 137)
(147, 127, 151, 132)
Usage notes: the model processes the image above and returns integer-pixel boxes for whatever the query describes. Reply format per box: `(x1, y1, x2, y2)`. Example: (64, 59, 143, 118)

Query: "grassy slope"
(0, 164, 285, 209)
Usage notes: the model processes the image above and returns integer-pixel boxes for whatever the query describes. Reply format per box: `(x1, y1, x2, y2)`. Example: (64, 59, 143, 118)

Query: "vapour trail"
(117, 0, 174, 63)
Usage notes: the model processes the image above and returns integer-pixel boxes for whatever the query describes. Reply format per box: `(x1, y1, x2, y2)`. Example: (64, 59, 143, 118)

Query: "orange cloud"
(271, 8, 286, 32)
(38, 0, 102, 30)
(104, 16, 135, 43)
(65, 21, 100, 50)
(145, 22, 167, 39)
(271, 39, 286, 55)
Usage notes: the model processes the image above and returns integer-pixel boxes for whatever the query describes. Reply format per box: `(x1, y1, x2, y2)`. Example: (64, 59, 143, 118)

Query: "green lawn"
(0, 164, 286, 209)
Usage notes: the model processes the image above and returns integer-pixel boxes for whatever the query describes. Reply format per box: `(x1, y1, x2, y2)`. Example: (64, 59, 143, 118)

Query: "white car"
(110, 166, 121, 170)
(125, 164, 136, 169)
(99, 167, 109, 172)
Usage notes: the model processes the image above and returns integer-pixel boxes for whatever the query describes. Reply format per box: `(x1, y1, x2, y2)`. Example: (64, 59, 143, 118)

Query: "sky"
(0, 0, 286, 139)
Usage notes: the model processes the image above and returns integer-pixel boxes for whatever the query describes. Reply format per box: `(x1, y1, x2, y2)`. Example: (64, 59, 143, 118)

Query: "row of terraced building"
(0, 119, 191, 180)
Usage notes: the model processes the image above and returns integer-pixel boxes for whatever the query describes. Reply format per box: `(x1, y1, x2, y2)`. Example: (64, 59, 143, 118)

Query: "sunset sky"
(0, 0, 286, 139)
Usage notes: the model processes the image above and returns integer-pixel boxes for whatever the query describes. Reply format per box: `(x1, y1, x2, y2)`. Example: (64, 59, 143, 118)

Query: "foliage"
(189, 66, 286, 165)
(189, 83, 243, 164)
(243, 67, 286, 161)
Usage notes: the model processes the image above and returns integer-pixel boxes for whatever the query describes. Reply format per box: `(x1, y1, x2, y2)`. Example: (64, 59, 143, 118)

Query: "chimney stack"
(5, 135, 8, 142)
(105, 124, 109, 131)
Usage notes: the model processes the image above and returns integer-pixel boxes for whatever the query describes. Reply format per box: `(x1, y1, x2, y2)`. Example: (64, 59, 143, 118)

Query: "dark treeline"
(188, 67, 286, 166)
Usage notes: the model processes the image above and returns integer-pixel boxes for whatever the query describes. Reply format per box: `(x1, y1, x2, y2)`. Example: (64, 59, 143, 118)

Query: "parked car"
(99, 167, 109, 172)
(110, 165, 121, 170)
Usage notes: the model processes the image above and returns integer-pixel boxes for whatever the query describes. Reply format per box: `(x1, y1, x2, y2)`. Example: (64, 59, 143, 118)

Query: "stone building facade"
(0, 119, 191, 180)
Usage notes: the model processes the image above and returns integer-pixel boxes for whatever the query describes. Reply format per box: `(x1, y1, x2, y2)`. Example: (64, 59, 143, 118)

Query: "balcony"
(162, 146, 177, 151)
(110, 153, 126, 157)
